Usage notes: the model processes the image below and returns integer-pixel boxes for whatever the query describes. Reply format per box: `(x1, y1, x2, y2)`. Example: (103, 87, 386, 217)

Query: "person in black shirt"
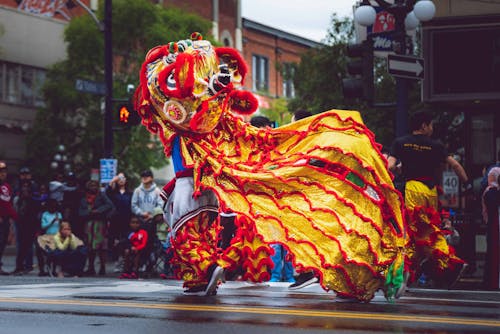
(388, 111, 470, 290)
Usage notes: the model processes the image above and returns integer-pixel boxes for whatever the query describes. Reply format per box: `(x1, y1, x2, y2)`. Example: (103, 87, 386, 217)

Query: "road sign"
(442, 171, 459, 208)
(387, 54, 424, 80)
(100, 159, 117, 184)
(75, 79, 106, 95)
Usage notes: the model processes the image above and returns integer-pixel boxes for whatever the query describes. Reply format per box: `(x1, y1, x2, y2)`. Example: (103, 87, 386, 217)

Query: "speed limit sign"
(443, 171, 459, 194)
(442, 171, 459, 207)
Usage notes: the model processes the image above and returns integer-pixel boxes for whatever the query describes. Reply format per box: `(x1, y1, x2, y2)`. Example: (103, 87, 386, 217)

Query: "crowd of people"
(0, 161, 168, 279)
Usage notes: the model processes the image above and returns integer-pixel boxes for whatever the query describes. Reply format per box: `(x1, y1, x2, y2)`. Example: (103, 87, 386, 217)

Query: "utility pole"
(104, 0, 113, 158)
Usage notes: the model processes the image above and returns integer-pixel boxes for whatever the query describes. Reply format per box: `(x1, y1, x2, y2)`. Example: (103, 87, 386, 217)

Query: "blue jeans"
(270, 244, 294, 282)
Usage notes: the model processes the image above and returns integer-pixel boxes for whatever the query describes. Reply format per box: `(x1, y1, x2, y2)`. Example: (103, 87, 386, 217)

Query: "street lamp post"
(104, 0, 113, 158)
(354, 0, 436, 137)
(74, 0, 113, 158)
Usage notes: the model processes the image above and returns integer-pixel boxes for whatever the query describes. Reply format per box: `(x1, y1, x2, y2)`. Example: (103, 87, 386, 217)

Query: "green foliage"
(25, 0, 211, 184)
(288, 13, 422, 148)
(259, 98, 292, 126)
(288, 14, 353, 114)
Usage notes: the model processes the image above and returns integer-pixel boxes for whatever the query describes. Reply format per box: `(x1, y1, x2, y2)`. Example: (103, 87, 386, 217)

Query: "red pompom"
(228, 90, 258, 115)
(190, 32, 203, 41)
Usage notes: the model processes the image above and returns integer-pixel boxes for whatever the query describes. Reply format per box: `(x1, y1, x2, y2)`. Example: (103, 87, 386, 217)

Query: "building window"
(0, 61, 46, 107)
(282, 63, 296, 98)
(252, 55, 269, 92)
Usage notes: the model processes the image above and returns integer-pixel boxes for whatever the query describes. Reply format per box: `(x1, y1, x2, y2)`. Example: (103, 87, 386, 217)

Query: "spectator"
(78, 180, 114, 276)
(482, 167, 500, 290)
(119, 215, 148, 279)
(250, 115, 274, 128)
(11, 182, 38, 275)
(106, 172, 133, 272)
(291, 109, 312, 122)
(131, 169, 163, 227)
(38, 198, 63, 276)
(480, 151, 500, 193)
(41, 199, 63, 235)
(52, 222, 86, 277)
(0, 161, 18, 275)
(61, 172, 82, 235)
(49, 172, 77, 208)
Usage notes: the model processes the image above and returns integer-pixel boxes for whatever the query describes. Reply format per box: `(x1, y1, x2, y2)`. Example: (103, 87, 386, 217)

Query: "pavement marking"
(0, 297, 498, 328)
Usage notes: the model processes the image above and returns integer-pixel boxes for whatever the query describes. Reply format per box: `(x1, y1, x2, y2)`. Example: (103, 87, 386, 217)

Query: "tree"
(258, 98, 292, 127)
(289, 13, 421, 148)
(26, 0, 211, 183)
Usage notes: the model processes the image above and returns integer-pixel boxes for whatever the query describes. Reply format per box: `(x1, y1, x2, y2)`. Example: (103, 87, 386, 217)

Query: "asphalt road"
(0, 275, 498, 334)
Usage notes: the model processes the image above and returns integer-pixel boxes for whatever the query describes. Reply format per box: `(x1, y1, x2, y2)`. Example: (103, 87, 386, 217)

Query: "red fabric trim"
(215, 47, 248, 83)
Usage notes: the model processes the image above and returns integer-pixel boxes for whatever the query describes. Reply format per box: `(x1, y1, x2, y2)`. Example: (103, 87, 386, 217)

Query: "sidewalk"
(1, 245, 118, 278)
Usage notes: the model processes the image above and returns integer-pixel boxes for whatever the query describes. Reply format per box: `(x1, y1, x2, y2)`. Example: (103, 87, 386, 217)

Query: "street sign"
(387, 54, 424, 80)
(75, 79, 106, 95)
(442, 171, 459, 208)
(100, 159, 117, 184)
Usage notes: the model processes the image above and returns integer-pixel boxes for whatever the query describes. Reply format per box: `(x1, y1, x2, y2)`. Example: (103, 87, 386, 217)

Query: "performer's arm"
(387, 156, 398, 172)
(446, 156, 469, 183)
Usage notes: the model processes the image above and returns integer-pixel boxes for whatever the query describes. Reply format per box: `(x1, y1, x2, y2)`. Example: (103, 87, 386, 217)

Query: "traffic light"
(342, 39, 374, 103)
(116, 101, 141, 126)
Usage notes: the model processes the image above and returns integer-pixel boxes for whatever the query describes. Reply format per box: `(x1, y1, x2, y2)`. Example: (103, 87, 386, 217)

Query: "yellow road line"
(0, 297, 498, 328)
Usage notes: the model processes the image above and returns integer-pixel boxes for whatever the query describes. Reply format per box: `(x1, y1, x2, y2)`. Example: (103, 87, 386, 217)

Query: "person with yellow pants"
(388, 111, 470, 289)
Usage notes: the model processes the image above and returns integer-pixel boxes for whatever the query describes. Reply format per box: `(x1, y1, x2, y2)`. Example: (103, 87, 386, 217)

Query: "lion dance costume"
(134, 33, 406, 301)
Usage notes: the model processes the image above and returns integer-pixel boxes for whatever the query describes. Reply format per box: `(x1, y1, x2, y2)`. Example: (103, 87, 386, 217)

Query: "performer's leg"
(269, 243, 283, 282)
(218, 215, 273, 283)
(405, 181, 465, 287)
(171, 212, 221, 293)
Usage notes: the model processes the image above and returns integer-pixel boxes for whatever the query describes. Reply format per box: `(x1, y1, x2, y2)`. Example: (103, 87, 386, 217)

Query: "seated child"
(52, 222, 86, 277)
(119, 216, 148, 279)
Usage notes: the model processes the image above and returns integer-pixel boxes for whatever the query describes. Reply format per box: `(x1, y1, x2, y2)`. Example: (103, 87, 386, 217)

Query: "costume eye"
(166, 71, 176, 91)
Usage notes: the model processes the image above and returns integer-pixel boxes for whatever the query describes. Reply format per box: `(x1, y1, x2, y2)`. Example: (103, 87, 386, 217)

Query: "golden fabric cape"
(145, 107, 406, 301)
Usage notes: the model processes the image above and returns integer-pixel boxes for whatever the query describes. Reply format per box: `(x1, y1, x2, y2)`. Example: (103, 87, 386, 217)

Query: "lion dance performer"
(134, 33, 406, 301)
(388, 111, 469, 288)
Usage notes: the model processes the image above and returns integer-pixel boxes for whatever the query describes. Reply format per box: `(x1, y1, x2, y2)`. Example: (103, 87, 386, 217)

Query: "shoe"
(183, 285, 208, 296)
(395, 271, 410, 299)
(98, 268, 106, 276)
(129, 272, 138, 279)
(84, 269, 96, 277)
(205, 265, 224, 296)
(288, 272, 318, 290)
(119, 272, 130, 279)
(0, 268, 10, 276)
(447, 263, 468, 289)
(23, 267, 34, 274)
(113, 260, 124, 273)
(11, 268, 24, 276)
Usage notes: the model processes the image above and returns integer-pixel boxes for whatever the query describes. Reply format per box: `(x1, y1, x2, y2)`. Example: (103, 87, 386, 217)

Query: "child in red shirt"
(119, 215, 148, 279)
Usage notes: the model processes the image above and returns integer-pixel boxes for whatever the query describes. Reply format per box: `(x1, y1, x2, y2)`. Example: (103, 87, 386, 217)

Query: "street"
(0, 275, 498, 334)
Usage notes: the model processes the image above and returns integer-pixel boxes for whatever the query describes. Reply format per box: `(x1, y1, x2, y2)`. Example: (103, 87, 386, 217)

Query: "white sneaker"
(205, 265, 224, 296)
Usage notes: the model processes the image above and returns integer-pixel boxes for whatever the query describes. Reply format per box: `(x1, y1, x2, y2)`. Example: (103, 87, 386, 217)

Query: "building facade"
(0, 0, 95, 170)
